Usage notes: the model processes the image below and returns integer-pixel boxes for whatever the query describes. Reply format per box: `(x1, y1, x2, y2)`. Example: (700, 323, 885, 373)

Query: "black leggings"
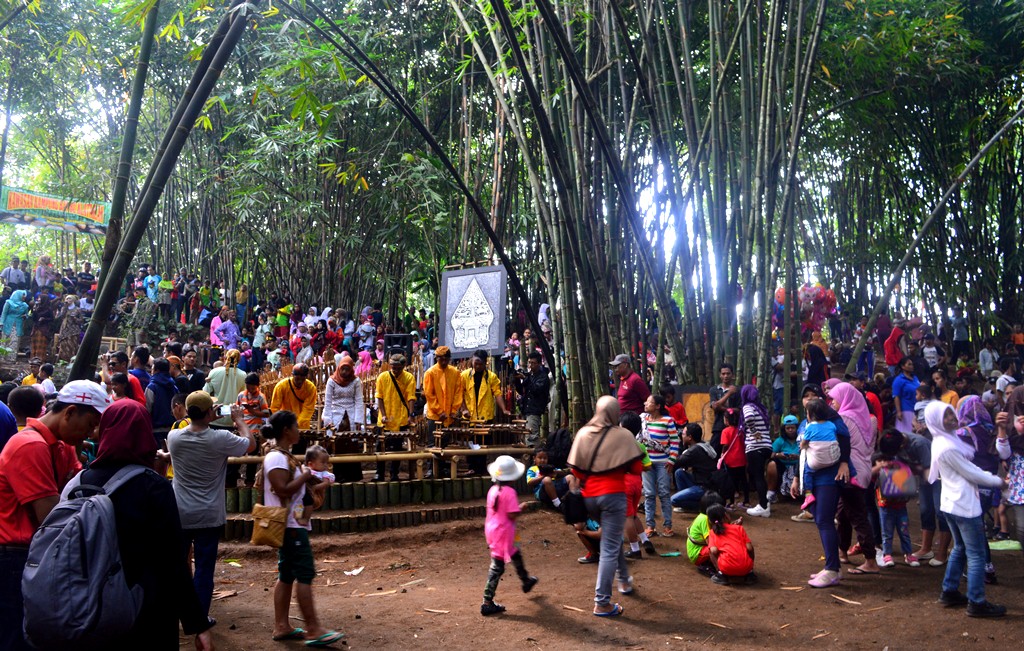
(745, 448, 771, 508)
(483, 551, 530, 602)
(727, 466, 748, 504)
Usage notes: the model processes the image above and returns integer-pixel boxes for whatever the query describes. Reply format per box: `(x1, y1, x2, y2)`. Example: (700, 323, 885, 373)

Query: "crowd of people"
(2, 258, 1023, 647)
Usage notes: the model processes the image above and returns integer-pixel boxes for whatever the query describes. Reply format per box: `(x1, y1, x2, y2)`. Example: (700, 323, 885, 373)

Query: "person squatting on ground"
(481, 455, 538, 616)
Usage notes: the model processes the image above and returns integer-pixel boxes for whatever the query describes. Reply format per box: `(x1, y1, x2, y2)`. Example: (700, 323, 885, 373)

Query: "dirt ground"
(199, 499, 1024, 650)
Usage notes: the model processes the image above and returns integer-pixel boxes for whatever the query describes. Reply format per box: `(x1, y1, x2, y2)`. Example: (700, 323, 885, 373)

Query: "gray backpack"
(22, 465, 151, 650)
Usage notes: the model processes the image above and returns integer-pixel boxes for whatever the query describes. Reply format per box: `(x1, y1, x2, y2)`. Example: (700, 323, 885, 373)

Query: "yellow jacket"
(423, 364, 463, 426)
(270, 377, 318, 429)
(376, 370, 417, 431)
(461, 368, 501, 422)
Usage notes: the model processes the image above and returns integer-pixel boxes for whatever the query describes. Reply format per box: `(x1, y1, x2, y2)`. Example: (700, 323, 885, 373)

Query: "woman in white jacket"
(926, 401, 1006, 618)
(322, 357, 364, 482)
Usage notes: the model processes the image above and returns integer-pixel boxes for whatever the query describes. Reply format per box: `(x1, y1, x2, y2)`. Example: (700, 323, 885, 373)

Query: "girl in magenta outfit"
(481, 455, 538, 615)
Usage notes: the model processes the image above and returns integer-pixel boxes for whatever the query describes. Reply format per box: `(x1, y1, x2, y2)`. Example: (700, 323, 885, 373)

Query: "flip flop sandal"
(593, 603, 624, 617)
(305, 631, 345, 647)
(847, 567, 880, 575)
(273, 628, 305, 641)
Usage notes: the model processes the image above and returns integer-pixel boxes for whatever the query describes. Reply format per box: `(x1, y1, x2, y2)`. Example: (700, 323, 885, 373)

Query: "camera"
(219, 405, 232, 417)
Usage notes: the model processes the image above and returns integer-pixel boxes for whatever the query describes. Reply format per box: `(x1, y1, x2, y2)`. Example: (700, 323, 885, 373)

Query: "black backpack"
(546, 427, 572, 468)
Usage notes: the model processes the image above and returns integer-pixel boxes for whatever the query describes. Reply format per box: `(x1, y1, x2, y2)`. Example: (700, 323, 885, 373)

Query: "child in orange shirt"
(707, 503, 757, 585)
(236, 372, 271, 429)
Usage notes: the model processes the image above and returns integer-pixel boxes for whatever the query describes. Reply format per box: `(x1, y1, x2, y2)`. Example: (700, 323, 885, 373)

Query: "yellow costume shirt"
(376, 370, 416, 431)
(423, 364, 463, 426)
(270, 377, 319, 429)
(461, 368, 501, 422)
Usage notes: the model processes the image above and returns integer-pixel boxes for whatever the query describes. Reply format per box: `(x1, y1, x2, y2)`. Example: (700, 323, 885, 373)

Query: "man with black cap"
(461, 350, 508, 474)
(376, 353, 417, 481)
(609, 353, 649, 416)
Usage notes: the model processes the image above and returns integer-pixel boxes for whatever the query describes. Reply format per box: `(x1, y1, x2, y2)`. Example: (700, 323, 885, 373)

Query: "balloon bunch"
(772, 283, 838, 334)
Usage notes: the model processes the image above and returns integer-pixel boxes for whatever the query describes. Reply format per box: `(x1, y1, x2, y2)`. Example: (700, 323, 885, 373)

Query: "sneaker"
(711, 572, 730, 585)
(881, 555, 895, 568)
(578, 554, 599, 564)
(481, 601, 506, 616)
(993, 531, 1010, 541)
(643, 539, 657, 556)
(875, 550, 886, 567)
(743, 571, 759, 585)
(746, 504, 770, 518)
(905, 554, 921, 567)
(672, 507, 686, 513)
(522, 576, 538, 593)
(661, 528, 674, 538)
(800, 494, 816, 510)
(697, 562, 716, 577)
(937, 590, 969, 607)
(791, 510, 815, 523)
(847, 543, 862, 557)
(967, 601, 1006, 618)
(929, 558, 946, 567)
(624, 549, 642, 560)
(767, 490, 778, 504)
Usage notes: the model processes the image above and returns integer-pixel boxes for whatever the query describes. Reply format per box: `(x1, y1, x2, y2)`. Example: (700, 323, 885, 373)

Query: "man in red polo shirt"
(0, 380, 109, 651)
(610, 354, 650, 415)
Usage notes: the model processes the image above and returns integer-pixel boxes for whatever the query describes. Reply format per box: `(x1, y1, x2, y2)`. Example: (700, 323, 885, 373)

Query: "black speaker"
(384, 334, 413, 360)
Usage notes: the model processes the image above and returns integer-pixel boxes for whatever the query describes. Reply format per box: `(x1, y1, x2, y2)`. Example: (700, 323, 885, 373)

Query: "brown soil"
(198, 500, 1023, 650)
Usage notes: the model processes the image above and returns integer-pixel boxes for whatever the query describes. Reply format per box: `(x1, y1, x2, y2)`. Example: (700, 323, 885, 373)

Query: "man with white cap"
(0, 380, 109, 650)
(609, 353, 650, 416)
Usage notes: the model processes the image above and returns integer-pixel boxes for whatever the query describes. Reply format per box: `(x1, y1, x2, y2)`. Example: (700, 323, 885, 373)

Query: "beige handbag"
(250, 503, 288, 547)
(251, 447, 297, 548)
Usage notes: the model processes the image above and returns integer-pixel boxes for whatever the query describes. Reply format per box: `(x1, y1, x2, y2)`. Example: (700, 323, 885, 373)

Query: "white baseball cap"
(57, 380, 112, 413)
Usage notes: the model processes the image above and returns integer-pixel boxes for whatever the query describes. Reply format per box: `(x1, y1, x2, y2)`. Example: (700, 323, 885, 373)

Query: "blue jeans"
(671, 469, 705, 511)
(879, 505, 913, 555)
(919, 480, 949, 533)
(182, 526, 223, 616)
(942, 513, 988, 604)
(642, 462, 672, 530)
(0, 547, 31, 650)
(810, 481, 841, 571)
(583, 493, 628, 607)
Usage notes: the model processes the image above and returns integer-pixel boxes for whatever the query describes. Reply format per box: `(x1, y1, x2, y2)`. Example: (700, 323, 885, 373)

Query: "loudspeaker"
(384, 334, 413, 360)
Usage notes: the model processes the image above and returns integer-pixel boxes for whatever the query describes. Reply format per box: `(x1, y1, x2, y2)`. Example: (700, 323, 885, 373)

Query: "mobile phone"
(219, 405, 232, 417)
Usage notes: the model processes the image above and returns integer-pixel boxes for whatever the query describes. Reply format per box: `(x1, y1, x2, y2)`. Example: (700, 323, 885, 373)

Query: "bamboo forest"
(0, 0, 1022, 425)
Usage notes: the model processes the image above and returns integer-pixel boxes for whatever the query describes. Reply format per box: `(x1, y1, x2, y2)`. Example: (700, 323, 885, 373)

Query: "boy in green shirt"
(686, 491, 724, 577)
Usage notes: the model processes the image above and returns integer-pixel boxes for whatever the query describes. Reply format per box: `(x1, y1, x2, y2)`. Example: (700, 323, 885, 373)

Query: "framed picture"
(439, 265, 507, 359)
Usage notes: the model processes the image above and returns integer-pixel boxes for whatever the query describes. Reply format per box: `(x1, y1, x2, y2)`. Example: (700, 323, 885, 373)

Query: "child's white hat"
(487, 455, 525, 482)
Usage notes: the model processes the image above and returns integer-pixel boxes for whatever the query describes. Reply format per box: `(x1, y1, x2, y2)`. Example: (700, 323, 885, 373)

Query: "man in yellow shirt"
(20, 358, 41, 386)
(270, 363, 318, 429)
(424, 346, 463, 428)
(375, 353, 417, 481)
(423, 346, 463, 476)
(461, 349, 508, 475)
(461, 350, 507, 422)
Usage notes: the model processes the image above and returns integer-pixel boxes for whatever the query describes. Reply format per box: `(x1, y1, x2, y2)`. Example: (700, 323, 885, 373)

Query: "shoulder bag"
(562, 426, 611, 525)
(251, 448, 297, 548)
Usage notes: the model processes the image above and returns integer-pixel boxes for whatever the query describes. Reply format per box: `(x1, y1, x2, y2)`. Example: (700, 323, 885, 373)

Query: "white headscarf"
(926, 400, 976, 484)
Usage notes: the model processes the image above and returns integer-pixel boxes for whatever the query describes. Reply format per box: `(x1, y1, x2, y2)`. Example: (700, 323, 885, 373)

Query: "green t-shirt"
(686, 514, 710, 563)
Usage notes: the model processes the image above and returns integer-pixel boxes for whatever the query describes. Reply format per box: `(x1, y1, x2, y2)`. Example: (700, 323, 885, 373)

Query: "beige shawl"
(568, 396, 644, 474)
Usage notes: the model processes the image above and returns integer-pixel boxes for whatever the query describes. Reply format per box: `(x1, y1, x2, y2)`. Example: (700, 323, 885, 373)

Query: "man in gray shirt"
(168, 390, 255, 617)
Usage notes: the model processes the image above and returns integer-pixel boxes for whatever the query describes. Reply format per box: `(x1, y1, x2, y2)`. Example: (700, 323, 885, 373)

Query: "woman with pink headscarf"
(829, 382, 880, 573)
(355, 350, 374, 377)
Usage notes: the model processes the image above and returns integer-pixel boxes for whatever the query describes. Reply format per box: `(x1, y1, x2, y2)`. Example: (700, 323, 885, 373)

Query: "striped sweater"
(639, 415, 680, 463)
(741, 404, 773, 453)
